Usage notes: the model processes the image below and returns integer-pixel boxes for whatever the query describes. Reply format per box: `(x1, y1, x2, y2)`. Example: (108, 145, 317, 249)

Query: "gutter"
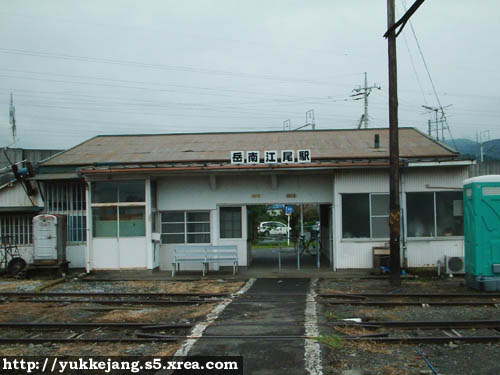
(79, 161, 392, 174)
(408, 160, 475, 167)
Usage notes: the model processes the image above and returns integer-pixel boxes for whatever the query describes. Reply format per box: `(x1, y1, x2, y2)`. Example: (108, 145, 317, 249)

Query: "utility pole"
(476, 130, 490, 162)
(386, 0, 401, 287)
(384, 0, 426, 286)
(422, 104, 452, 141)
(352, 72, 381, 129)
(9, 93, 16, 147)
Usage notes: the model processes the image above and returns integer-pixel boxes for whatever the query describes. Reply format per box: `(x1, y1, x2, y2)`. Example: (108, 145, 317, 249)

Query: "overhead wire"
(0, 47, 357, 87)
(401, 0, 457, 149)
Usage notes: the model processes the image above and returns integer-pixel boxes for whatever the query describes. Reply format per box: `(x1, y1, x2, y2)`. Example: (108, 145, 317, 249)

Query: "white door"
(119, 237, 147, 268)
(92, 238, 119, 269)
(33, 215, 58, 261)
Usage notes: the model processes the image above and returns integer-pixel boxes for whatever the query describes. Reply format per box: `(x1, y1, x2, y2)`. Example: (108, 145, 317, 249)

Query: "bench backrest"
(174, 245, 238, 262)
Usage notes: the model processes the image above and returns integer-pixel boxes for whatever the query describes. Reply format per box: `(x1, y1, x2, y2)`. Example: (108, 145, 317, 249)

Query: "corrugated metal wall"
(404, 167, 469, 191)
(469, 161, 500, 177)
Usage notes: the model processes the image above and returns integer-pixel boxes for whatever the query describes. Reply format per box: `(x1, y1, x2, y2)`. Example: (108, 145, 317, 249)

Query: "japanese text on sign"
(230, 150, 311, 164)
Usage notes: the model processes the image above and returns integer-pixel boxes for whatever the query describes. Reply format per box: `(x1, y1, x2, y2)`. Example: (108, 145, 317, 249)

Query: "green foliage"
(315, 334, 343, 349)
(324, 311, 341, 321)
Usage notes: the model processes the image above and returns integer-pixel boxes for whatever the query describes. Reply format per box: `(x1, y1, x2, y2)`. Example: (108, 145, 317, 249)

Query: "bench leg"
(172, 263, 176, 277)
(202, 262, 206, 277)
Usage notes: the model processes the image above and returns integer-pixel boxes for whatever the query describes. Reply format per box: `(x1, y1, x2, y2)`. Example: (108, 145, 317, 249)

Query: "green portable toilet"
(463, 175, 500, 291)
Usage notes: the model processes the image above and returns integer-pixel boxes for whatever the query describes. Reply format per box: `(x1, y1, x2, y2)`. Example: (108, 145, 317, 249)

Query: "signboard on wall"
(230, 150, 311, 165)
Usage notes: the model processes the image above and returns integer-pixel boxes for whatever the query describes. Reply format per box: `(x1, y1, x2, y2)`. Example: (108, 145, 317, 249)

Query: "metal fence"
(469, 161, 500, 177)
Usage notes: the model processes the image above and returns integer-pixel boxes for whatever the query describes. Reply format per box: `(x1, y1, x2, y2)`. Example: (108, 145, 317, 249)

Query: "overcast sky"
(1, 0, 498, 150)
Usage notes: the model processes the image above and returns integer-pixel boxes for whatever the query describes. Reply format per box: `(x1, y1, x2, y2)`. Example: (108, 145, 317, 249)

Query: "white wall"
(0, 182, 39, 207)
(156, 173, 332, 270)
(159, 205, 249, 271)
(14, 244, 85, 269)
(157, 173, 333, 210)
(334, 166, 468, 269)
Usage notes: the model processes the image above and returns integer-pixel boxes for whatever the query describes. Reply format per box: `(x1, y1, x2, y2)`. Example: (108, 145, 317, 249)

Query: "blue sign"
(285, 205, 294, 215)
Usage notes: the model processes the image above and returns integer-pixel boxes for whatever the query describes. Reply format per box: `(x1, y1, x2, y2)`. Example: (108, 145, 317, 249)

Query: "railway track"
(2, 291, 499, 306)
(317, 291, 500, 307)
(0, 292, 229, 305)
(0, 322, 193, 344)
(1, 292, 499, 345)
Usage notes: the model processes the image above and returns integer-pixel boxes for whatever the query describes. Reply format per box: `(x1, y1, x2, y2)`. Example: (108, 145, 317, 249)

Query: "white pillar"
(84, 179, 92, 273)
(145, 178, 153, 269)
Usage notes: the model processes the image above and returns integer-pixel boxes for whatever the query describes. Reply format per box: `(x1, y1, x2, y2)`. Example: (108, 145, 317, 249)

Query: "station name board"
(230, 150, 311, 165)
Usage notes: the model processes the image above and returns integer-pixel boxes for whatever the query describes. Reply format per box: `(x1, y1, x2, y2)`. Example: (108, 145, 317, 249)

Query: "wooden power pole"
(385, 0, 426, 286)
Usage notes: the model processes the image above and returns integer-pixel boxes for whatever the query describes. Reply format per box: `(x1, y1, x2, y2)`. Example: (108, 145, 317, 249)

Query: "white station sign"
(230, 150, 311, 165)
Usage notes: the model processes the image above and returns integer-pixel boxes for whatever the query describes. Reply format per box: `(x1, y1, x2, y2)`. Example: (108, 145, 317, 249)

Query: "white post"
(300, 204, 304, 236)
(84, 178, 92, 273)
(145, 178, 153, 269)
(287, 214, 290, 246)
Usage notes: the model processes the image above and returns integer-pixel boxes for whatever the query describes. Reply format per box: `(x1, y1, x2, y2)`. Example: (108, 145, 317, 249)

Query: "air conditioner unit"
(445, 255, 465, 274)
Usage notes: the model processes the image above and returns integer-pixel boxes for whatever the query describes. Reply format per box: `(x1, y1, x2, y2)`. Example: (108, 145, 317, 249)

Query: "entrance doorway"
(247, 204, 330, 270)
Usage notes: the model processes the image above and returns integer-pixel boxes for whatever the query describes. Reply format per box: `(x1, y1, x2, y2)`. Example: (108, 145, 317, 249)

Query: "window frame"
(43, 181, 87, 243)
(160, 210, 211, 244)
(341, 193, 389, 240)
(0, 215, 34, 245)
(406, 191, 464, 239)
(91, 180, 146, 238)
(220, 206, 242, 239)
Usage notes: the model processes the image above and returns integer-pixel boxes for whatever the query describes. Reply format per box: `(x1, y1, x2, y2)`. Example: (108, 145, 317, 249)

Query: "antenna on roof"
(283, 119, 291, 131)
(292, 110, 316, 131)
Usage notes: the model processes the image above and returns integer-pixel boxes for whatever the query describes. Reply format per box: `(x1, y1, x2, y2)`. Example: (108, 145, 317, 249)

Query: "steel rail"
(0, 338, 178, 343)
(325, 300, 500, 306)
(0, 298, 223, 305)
(0, 322, 192, 329)
(0, 292, 229, 298)
(0, 334, 498, 344)
(319, 293, 500, 298)
(345, 336, 500, 343)
(331, 320, 500, 329)
(135, 333, 389, 340)
(3, 297, 498, 306)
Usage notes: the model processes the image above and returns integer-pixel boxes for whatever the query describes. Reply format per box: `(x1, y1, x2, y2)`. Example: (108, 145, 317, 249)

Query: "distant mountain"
(444, 138, 500, 160)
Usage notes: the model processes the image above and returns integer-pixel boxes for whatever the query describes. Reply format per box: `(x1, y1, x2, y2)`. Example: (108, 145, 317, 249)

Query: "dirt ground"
(49, 279, 245, 294)
(0, 278, 244, 356)
(318, 277, 500, 375)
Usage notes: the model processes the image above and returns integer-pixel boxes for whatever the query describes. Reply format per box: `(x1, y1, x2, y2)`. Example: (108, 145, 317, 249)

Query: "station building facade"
(31, 128, 473, 272)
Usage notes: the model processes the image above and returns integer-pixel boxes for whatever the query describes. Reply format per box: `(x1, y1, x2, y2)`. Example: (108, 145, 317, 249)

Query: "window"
(69, 215, 87, 242)
(407, 191, 463, 237)
(161, 211, 210, 244)
(220, 207, 242, 239)
(43, 182, 86, 242)
(91, 180, 146, 238)
(0, 215, 33, 245)
(370, 194, 389, 238)
(342, 194, 389, 239)
(93, 207, 117, 237)
(119, 207, 145, 237)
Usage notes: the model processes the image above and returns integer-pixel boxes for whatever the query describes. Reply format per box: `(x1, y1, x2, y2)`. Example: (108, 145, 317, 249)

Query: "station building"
(5, 128, 473, 272)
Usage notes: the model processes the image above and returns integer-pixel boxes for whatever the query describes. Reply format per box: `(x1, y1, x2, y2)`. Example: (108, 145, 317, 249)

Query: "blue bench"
(172, 245, 238, 276)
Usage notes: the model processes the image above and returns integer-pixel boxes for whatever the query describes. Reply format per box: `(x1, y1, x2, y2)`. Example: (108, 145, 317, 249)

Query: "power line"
(400, 0, 456, 149)
(0, 47, 357, 87)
